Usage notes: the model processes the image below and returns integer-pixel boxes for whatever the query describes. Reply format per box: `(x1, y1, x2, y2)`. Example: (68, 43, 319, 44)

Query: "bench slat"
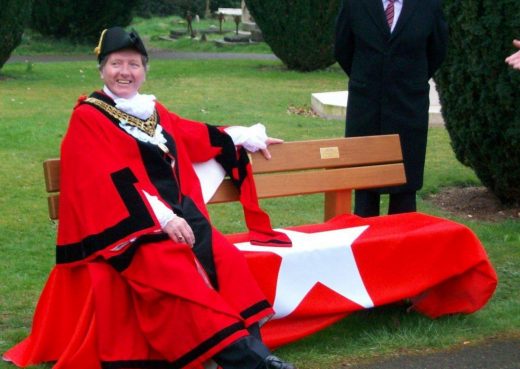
(249, 135, 403, 173)
(208, 163, 405, 203)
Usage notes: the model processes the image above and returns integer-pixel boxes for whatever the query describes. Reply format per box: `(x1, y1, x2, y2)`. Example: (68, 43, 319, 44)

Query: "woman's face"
(100, 49, 146, 99)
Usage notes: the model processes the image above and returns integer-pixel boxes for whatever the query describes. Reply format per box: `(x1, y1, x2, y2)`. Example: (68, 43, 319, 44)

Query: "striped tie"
(385, 0, 395, 30)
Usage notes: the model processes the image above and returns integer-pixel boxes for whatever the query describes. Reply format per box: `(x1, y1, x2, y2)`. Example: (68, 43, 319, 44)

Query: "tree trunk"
(205, 0, 211, 18)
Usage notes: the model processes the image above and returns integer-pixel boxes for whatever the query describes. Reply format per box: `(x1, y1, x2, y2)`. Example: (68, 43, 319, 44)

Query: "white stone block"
(311, 80, 444, 126)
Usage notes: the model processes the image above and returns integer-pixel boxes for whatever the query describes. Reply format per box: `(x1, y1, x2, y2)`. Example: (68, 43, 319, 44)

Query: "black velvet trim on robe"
(56, 168, 156, 264)
(206, 124, 249, 188)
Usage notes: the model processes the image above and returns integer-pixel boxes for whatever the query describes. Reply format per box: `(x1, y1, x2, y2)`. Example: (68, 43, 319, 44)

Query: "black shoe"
(264, 355, 296, 369)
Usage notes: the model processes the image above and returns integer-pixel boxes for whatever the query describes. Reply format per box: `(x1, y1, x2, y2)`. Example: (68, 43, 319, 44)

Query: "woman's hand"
(260, 137, 284, 160)
(163, 215, 195, 247)
(224, 123, 284, 159)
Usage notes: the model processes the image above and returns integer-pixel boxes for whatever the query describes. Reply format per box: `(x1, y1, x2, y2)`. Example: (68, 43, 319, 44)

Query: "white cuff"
(224, 123, 268, 152)
(143, 190, 176, 229)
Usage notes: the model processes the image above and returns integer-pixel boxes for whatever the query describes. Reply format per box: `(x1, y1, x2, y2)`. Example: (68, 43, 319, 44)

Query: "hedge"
(245, 0, 340, 71)
(436, 0, 520, 203)
(0, 0, 32, 70)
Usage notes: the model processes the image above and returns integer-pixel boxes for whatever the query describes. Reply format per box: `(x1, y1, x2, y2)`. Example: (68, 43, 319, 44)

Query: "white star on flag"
(234, 226, 373, 319)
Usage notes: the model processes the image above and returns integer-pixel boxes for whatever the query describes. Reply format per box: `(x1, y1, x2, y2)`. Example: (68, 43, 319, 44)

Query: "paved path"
(7, 51, 279, 64)
(344, 338, 520, 369)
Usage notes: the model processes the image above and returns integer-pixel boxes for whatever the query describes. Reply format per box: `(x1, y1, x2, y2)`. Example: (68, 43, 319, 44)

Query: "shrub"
(31, 0, 138, 43)
(245, 0, 340, 71)
(0, 0, 32, 70)
(435, 0, 520, 203)
(135, 0, 206, 18)
(135, 0, 178, 17)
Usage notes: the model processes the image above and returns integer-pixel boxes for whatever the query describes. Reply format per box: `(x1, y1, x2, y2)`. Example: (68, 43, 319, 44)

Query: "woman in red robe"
(10, 26, 296, 369)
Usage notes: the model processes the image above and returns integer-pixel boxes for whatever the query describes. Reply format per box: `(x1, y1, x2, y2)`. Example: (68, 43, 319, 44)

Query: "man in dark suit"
(334, 0, 448, 216)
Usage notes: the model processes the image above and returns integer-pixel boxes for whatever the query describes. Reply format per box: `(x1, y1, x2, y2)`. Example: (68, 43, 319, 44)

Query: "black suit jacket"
(334, 0, 448, 192)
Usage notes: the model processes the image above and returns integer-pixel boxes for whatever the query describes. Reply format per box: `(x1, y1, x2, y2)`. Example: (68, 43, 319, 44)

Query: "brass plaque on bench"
(320, 146, 340, 159)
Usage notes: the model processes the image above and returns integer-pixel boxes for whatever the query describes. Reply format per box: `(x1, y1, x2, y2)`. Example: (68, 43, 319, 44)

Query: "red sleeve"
(155, 103, 224, 163)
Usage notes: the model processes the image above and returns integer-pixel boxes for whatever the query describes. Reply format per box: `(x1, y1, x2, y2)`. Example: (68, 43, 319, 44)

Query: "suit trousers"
(354, 189, 417, 217)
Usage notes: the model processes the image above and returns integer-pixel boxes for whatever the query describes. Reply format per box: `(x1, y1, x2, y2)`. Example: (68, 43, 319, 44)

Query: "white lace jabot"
(103, 86, 156, 120)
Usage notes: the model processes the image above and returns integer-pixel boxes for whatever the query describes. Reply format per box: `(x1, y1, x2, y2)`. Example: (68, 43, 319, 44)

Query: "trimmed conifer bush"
(435, 0, 520, 203)
(135, 0, 206, 18)
(0, 0, 32, 70)
(31, 0, 138, 42)
(245, 0, 340, 71)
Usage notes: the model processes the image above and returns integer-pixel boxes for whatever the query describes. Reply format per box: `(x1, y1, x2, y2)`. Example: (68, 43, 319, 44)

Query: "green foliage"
(435, 0, 520, 204)
(11, 29, 93, 55)
(31, 0, 138, 42)
(0, 0, 32, 69)
(135, 0, 240, 19)
(245, 0, 340, 71)
(135, 0, 206, 18)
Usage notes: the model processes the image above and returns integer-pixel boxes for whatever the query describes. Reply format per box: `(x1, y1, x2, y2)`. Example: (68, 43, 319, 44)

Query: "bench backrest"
(43, 134, 406, 221)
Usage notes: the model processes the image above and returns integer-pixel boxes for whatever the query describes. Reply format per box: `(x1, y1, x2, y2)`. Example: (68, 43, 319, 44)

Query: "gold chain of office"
(85, 97, 157, 137)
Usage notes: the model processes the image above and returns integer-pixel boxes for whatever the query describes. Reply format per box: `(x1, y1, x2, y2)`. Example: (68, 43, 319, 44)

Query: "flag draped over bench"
(231, 213, 497, 348)
(4, 212, 497, 368)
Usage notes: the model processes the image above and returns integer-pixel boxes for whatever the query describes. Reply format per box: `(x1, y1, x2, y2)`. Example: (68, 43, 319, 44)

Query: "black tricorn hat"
(94, 27, 148, 64)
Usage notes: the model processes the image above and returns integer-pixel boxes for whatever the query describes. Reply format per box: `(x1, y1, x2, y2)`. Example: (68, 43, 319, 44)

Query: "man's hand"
(163, 215, 195, 247)
(505, 39, 520, 70)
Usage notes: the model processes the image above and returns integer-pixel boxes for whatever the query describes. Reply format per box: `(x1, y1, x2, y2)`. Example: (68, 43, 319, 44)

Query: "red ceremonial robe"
(50, 92, 275, 369)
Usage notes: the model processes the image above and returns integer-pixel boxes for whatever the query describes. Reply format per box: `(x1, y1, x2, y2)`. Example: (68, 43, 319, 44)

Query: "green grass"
(1, 57, 518, 369)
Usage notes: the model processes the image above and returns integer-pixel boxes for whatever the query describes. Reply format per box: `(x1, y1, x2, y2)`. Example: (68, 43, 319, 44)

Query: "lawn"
(1, 41, 519, 369)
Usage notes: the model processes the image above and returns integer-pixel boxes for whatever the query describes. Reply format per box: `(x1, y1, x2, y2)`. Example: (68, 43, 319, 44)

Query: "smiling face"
(100, 49, 146, 99)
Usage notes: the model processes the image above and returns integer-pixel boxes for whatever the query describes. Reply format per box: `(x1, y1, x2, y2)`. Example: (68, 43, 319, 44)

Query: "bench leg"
(324, 190, 352, 221)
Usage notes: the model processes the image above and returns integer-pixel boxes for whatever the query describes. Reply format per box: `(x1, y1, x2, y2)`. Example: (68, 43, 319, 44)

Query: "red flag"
(228, 213, 498, 348)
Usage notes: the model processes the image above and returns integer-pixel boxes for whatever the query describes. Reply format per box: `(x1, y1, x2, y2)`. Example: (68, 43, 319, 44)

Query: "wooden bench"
(43, 134, 406, 220)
